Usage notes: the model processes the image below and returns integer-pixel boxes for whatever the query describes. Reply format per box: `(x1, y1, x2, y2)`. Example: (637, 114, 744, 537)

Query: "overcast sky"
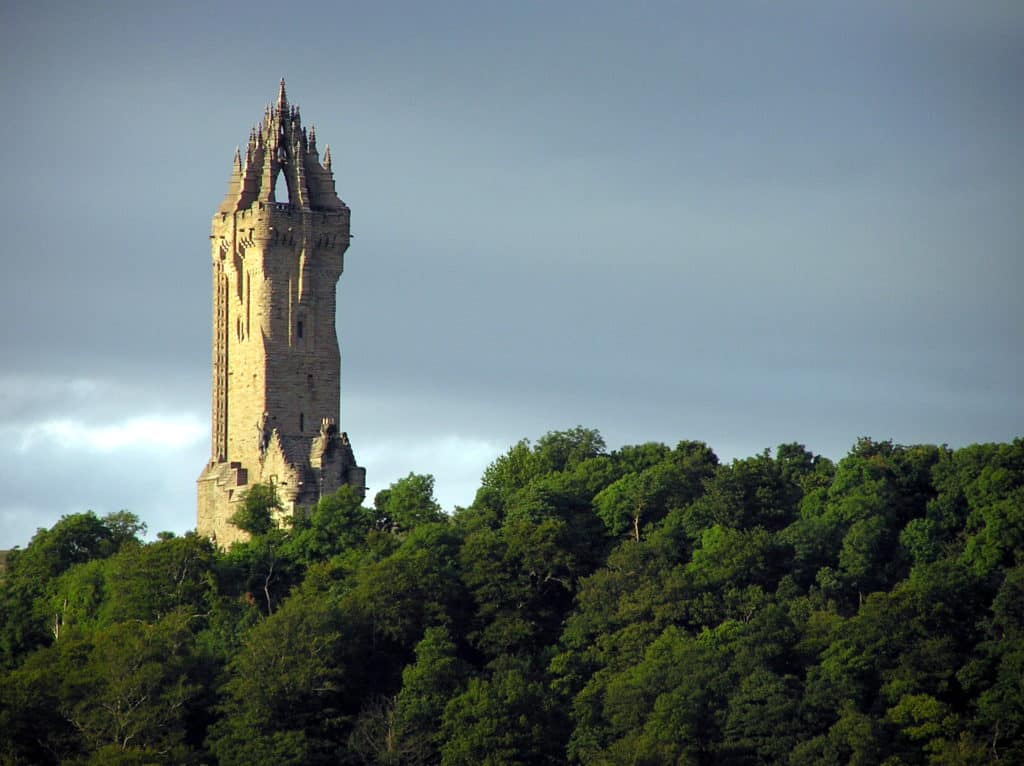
(1, 1, 1021, 548)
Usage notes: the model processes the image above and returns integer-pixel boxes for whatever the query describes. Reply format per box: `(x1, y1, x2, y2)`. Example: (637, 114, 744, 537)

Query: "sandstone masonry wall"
(197, 81, 364, 546)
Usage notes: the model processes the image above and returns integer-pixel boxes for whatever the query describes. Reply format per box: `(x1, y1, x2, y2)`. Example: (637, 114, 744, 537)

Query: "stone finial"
(323, 145, 332, 171)
(277, 78, 288, 111)
(233, 147, 243, 173)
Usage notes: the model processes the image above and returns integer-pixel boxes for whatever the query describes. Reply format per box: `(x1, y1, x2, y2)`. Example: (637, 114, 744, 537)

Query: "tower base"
(197, 424, 365, 547)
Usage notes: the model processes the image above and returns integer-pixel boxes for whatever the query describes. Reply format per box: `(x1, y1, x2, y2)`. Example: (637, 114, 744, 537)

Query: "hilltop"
(1, 428, 1022, 764)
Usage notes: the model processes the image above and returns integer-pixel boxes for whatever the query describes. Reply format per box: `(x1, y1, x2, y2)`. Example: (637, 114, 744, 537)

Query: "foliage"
(374, 473, 444, 532)
(0, 511, 144, 666)
(2, 432, 1023, 764)
(206, 580, 346, 766)
(228, 483, 282, 536)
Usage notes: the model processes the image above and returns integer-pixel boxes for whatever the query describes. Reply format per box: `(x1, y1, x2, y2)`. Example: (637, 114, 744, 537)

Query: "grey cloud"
(1, 2, 1020, 546)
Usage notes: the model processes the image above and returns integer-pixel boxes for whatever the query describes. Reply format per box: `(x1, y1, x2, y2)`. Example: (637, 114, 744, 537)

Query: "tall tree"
(206, 583, 346, 766)
(374, 473, 444, 532)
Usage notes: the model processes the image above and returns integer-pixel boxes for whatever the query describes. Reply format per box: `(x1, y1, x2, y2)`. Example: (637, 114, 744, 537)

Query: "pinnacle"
(277, 78, 288, 110)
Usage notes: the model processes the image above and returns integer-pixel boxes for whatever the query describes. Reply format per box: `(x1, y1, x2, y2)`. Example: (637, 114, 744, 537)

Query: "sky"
(0, 1, 1021, 548)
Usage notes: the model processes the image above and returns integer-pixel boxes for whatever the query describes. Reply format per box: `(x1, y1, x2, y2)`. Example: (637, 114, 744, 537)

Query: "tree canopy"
(2, 432, 1022, 764)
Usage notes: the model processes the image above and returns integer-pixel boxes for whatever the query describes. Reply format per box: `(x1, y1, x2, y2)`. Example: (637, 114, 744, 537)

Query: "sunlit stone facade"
(197, 81, 365, 546)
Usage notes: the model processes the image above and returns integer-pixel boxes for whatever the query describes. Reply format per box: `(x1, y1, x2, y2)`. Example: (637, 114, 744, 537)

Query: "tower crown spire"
(217, 81, 346, 214)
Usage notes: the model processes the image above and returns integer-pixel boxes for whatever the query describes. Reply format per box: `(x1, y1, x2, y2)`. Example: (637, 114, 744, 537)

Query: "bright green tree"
(228, 483, 282, 537)
(374, 473, 444, 532)
(1, 511, 144, 666)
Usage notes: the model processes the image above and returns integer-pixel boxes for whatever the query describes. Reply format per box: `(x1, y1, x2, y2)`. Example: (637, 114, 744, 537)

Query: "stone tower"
(197, 80, 365, 546)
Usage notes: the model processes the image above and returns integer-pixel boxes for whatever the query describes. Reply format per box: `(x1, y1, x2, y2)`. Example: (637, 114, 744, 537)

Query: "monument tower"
(197, 81, 365, 545)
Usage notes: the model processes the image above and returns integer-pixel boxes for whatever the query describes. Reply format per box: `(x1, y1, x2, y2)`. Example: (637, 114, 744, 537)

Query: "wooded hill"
(1, 429, 1022, 765)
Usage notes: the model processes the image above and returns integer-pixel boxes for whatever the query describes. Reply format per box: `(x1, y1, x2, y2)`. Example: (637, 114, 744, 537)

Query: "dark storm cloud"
(0, 1, 1021, 547)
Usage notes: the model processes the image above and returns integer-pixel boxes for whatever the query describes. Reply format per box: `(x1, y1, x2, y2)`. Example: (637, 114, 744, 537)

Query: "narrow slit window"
(297, 320, 304, 339)
(299, 412, 304, 432)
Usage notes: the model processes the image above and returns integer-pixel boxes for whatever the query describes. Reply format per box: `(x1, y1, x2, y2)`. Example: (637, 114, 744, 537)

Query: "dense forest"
(1, 428, 1022, 765)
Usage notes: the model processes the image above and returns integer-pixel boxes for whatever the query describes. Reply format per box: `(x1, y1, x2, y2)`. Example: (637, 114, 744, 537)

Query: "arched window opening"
(273, 170, 291, 204)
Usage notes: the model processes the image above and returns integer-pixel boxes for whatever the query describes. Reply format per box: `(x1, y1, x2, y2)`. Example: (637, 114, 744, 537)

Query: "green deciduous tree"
(1, 511, 144, 666)
(284, 485, 373, 565)
(374, 473, 444, 532)
(389, 626, 471, 765)
(460, 514, 583, 658)
(101, 533, 218, 624)
(597, 626, 727, 765)
(721, 668, 801, 764)
(3, 610, 203, 765)
(440, 658, 560, 766)
(207, 582, 346, 766)
(228, 483, 281, 537)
